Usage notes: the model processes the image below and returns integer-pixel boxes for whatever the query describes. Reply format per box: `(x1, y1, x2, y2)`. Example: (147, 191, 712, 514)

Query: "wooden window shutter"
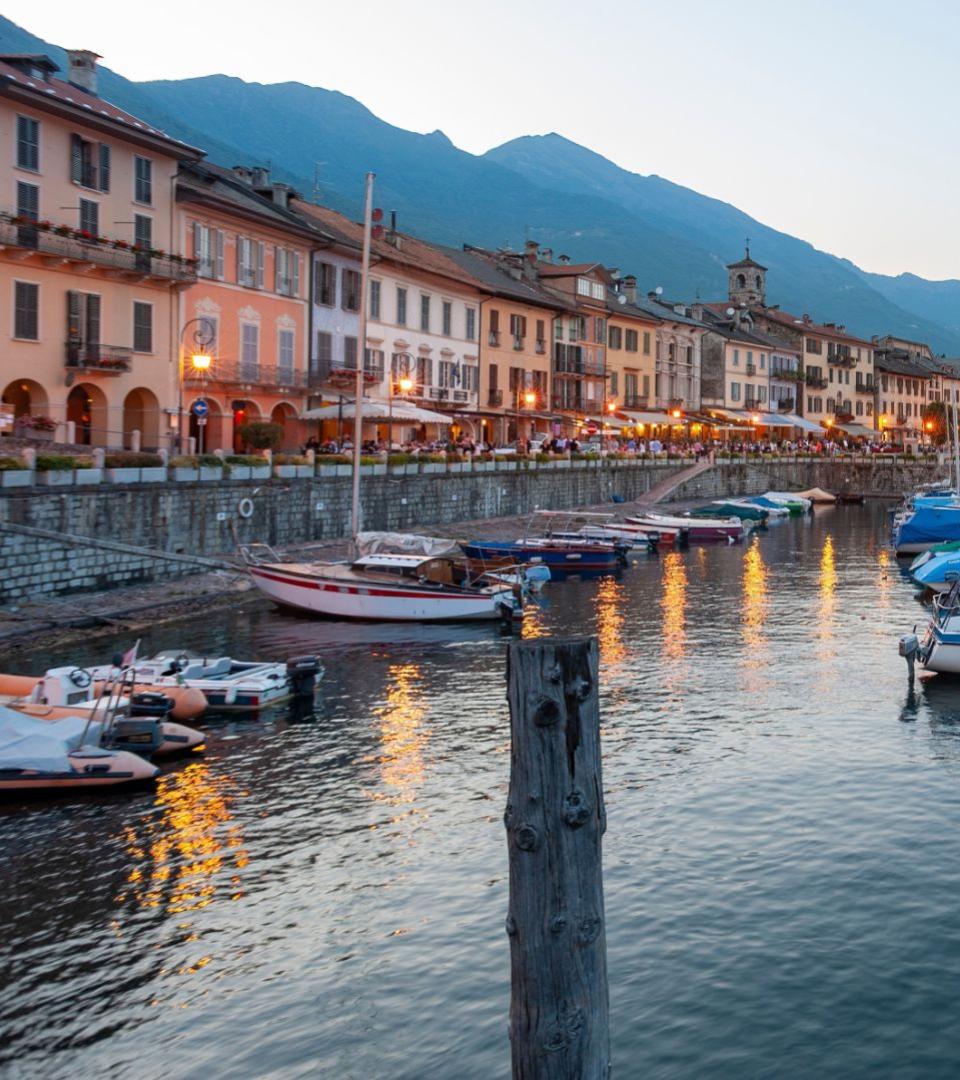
(193, 222, 202, 260)
(66, 290, 82, 343)
(86, 294, 101, 347)
(70, 134, 83, 183)
(215, 230, 224, 279)
(257, 242, 265, 288)
(490, 309, 499, 331)
(236, 236, 244, 283)
(292, 253, 300, 296)
(274, 246, 283, 292)
(98, 144, 110, 191)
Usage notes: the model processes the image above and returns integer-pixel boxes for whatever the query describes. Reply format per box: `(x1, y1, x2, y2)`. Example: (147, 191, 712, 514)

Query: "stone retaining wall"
(0, 458, 939, 603)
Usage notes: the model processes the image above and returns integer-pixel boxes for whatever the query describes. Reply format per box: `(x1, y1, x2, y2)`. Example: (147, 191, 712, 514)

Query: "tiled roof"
(873, 351, 934, 378)
(754, 307, 874, 347)
(726, 249, 767, 271)
(698, 303, 799, 351)
(178, 163, 331, 241)
(605, 292, 661, 325)
(633, 294, 705, 330)
(438, 247, 574, 310)
(0, 54, 202, 157)
(535, 262, 603, 277)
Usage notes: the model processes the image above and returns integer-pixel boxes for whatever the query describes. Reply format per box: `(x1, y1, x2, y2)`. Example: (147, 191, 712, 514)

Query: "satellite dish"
(655, 286, 663, 296)
(618, 294, 627, 305)
(726, 307, 735, 316)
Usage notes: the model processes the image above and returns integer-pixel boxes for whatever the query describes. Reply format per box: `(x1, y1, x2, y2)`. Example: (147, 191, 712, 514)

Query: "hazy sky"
(7, 0, 957, 279)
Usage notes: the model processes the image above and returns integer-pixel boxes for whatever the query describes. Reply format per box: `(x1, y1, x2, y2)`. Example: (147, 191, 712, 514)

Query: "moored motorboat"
(460, 537, 629, 572)
(795, 487, 836, 504)
(628, 510, 746, 542)
(82, 653, 323, 714)
(0, 706, 158, 793)
(735, 497, 790, 518)
(893, 502, 960, 555)
(904, 580, 960, 675)
(688, 501, 767, 523)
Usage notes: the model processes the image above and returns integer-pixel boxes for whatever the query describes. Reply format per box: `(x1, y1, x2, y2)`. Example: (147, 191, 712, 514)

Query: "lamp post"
(516, 383, 536, 450)
(388, 354, 415, 448)
(178, 317, 216, 453)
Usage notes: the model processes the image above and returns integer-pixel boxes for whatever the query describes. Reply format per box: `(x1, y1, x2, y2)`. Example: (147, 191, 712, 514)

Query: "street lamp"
(177, 317, 216, 452)
(516, 384, 537, 449)
(388, 353, 415, 447)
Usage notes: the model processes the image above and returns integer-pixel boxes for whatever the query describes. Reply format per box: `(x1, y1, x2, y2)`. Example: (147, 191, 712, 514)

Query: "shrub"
(0, 456, 28, 471)
(536, 452, 551, 463)
(388, 453, 412, 465)
(35, 454, 78, 471)
(169, 455, 198, 467)
(237, 421, 283, 450)
(105, 452, 163, 468)
(358, 455, 379, 466)
(198, 454, 223, 467)
(275, 453, 310, 466)
(225, 454, 266, 466)
(425, 453, 446, 463)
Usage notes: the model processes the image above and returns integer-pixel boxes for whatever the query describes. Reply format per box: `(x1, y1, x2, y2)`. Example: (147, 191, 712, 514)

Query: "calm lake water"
(4, 502, 960, 1079)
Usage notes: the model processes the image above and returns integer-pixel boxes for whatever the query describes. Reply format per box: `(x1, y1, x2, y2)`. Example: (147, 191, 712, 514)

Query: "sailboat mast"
(351, 172, 376, 542)
(952, 385, 960, 493)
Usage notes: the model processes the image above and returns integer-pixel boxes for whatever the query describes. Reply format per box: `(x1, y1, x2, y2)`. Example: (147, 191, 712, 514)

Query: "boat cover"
(356, 532, 460, 557)
(795, 488, 836, 503)
(0, 706, 101, 772)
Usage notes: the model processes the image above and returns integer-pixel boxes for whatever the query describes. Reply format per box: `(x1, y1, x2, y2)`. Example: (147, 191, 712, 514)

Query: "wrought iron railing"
(65, 343, 132, 373)
(1, 212, 196, 282)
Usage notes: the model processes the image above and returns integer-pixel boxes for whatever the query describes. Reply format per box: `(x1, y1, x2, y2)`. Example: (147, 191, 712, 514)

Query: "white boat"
(904, 580, 960, 675)
(0, 707, 158, 793)
(82, 653, 323, 713)
(625, 511, 745, 543)
(242, 543, 525, 623)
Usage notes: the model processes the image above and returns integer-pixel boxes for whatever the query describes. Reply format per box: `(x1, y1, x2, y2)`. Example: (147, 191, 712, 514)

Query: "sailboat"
(242, 173, 525, 625)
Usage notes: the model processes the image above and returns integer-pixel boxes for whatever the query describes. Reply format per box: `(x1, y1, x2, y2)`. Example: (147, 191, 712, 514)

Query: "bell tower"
(726, 242, 767, 307)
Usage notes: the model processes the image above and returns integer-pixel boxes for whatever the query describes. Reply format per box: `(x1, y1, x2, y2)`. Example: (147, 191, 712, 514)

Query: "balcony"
(310, 358, 385, 387)
(856, 377, 875, 393)
(771, 368, 802, 382)
(535, 339, 546, 355)
(452, 389, 470, 403)
(488, 331, 501, 347)
(1, 212, 197, 283)
(513, 336, 525, 351)
(187, 360, 310, 389)
(622, 395, 649, 409)
(805, 373, 828, 389)
(745, 362, 757, 376)
(776, 397, 796, 412)
(65, 342, 132, 375)
(488, 389, 504, 406)
(744, 397, 763, 411)
(829, 353, 857, 368)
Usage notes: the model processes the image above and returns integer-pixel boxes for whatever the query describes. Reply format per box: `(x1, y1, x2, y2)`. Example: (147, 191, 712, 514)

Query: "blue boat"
(910, 543, 960, 592)
(893, 501, 960, 555)
(460, 538, 629, 572)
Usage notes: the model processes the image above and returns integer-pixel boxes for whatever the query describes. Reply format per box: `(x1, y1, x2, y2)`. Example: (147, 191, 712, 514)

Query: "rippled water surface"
(5, 503, 960, 1078)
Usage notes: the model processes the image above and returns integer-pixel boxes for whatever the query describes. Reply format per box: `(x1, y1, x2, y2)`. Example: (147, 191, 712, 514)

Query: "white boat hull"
(249, 565, 516, 622)
(0, 749, 158, 792)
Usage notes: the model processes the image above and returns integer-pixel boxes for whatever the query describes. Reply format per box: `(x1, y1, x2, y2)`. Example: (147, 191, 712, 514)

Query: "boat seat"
(181, 658, 233, 679)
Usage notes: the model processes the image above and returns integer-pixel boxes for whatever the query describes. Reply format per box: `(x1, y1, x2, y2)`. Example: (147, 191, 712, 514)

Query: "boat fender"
(287, 655, 322, 697)
(238, 497, 255, 519)
(68, 668, 92, 689)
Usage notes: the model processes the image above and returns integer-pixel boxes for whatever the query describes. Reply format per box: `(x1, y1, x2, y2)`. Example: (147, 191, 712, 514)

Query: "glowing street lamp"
(191, 352, 211, 372)
(398, 374, 414, 394)
(524, 390, 537, 408)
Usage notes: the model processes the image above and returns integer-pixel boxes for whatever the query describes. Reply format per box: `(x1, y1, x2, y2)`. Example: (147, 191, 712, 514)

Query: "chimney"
(66, 49, 101, 96)
(232, 166, 254, 185)
(691, 303, 704, 320)
(540, 247, 553, 264)
(623, 275, 637, 304)
(802, 313, 812, 324)
(524, 239, 539, 263)
(251, 166, 270, 188)
(837, 324, 846, 334)
(270, 182, 293, 209)
(386, 210, 401, 250)
(558, 254, 570, 265)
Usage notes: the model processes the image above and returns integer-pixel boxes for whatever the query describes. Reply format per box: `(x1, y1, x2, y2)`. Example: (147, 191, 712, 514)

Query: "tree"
(237, 421, 283, 450)
(921, 401, 953, 447)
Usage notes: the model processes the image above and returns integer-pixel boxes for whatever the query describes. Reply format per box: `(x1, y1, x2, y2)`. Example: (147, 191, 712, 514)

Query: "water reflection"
(367, 663, 428, 821)
(877, 547, 892, 612)
(595, 576, 627, 669)
(741, 540, 769, 690)
(818, 535, 838, 641)
(116, 762, 248, 916)
(660, 551, 688, 663)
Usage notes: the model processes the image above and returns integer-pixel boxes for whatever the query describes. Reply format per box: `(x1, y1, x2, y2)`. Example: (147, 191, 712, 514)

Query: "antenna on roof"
(655, 286, 663, 296)
(726, 307, 735, 316)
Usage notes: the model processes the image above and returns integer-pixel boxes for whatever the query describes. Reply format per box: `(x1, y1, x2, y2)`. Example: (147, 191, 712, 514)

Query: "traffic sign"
(192, 399, 209, 418)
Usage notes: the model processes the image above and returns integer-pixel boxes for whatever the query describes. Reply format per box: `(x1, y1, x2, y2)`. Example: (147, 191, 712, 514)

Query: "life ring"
(238, 497, 255, 519)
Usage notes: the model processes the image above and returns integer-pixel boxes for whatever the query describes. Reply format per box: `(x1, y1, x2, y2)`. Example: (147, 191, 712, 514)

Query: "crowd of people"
(302, 431, 926, 458)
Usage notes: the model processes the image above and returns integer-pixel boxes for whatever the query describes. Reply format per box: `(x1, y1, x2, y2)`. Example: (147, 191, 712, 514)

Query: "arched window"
(755, 275, 762, 289)
(736, 274, 746, 289)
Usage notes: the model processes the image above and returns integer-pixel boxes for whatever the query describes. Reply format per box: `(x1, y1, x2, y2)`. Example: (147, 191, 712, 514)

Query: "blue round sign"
(192, 399, 209, 418)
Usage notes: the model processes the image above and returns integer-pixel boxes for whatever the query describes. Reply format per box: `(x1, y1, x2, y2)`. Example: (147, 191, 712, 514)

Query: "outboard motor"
(287, 655, 322, 698)
(899, 632, 920, 684)
(129, 691, 175, 718)
(646, 531, 661, 553)
(614, 541, 631, 568)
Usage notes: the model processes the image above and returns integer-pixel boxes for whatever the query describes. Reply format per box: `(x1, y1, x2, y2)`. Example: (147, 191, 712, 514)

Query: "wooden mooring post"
(505, 637, 610, 1079)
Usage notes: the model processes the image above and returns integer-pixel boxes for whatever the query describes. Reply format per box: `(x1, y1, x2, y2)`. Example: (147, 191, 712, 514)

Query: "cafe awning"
(621, 410, 685, 426)
(778, 413, 824, 433)
(832, 422, 876, 438)
(301, 400, 452, 424)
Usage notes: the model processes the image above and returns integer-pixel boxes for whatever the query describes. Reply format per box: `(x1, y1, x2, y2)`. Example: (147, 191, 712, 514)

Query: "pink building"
(177, 164, 325, 451)
(0, 50, 201, 448)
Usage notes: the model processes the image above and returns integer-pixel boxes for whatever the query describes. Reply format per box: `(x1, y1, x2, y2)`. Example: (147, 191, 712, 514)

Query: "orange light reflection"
(595, 575, 627, 669)
(368, 663, 428, 820)
(660, 551, 688, 661)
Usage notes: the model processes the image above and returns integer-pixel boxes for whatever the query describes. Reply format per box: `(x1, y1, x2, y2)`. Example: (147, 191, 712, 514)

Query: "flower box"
(172, 467, 199, 481)
(554, 459, 571, 469)
(496, 461, 518, 471)
(200, 466, 224, 481)
(229, 466, 252, 480)
(74, 468, 102, 485)
(23, 429, 54, 443)
(36, 471, 73, 487)
(140, 467, 167, 483)
(422, 463, 444, 474)
(335, 464, 352, 478)
(273, 465, 298, 478)
(0, 470, 32, 488)
(447, 462, 465, 474)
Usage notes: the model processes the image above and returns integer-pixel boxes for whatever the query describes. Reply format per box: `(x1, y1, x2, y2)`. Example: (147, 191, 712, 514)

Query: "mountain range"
(3, 14, 958, 353)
